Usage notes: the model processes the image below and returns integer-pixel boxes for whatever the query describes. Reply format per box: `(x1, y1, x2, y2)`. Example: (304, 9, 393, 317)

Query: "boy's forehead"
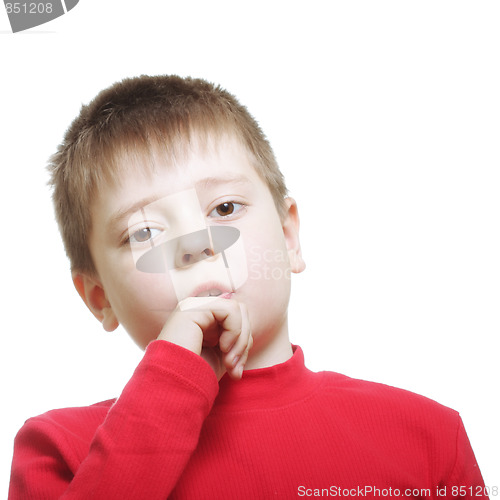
(106, 136, 257, 201)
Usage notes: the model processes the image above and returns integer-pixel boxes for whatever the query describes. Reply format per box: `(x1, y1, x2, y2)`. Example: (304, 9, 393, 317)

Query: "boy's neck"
(243, 323, 293, 371)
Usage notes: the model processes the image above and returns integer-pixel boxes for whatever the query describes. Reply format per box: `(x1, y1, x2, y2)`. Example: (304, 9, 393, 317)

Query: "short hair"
(48, 75, 288, 274)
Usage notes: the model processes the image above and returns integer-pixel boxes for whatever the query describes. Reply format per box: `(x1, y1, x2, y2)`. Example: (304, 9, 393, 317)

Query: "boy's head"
(49, 75, 305, 353)
(49, 75, 288, 275)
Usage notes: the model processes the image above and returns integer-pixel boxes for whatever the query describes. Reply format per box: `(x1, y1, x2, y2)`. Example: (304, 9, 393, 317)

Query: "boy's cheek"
(115, 282, 178, 347)
(113, 272, 178, 319)
(247, 243, 291, 282)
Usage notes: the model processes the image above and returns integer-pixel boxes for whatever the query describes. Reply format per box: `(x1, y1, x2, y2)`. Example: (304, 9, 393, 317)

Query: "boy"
(9, 75, 487, 498)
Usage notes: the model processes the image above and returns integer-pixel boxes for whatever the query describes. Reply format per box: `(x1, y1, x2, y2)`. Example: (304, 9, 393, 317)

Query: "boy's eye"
(210, 202, 243, 218)
(129, 227, 160, 244)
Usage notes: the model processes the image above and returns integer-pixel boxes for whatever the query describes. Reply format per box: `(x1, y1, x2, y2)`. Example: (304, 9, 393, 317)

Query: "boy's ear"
(282, 197, 306, 274)
(72, 272, 119, 332)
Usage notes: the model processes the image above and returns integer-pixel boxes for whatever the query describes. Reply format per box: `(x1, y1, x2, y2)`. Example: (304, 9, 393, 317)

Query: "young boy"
(9, 75, 487, 499)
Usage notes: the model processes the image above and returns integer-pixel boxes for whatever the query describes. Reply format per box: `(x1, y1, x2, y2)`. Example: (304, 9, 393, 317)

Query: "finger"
(215, 300, 244, 353)
(223, 302, 249, 362)
(227, 334, 253, 380)
(225, 303, 253, 379)
(177, 295, 221, 312)
(237, 330, 253, 368)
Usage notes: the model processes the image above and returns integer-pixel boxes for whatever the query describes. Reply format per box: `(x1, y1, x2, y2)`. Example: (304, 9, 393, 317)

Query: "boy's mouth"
(196, 288, 224, 298)
(190, 283, 233, 299)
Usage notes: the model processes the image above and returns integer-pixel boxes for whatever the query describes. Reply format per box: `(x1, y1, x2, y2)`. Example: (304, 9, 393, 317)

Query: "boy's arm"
(9, 297, 252, 499)
(9, 340, 219, 499)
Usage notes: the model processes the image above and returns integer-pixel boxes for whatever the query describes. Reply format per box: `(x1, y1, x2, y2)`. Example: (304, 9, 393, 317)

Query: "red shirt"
(9, 341, 486, 499)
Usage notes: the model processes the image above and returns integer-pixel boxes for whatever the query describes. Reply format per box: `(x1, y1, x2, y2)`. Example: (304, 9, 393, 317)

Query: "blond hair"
(48, 75, 288, 274)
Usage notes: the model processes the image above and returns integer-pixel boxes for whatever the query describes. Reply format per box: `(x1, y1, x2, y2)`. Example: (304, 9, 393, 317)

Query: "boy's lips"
(189, 282, 234, 299)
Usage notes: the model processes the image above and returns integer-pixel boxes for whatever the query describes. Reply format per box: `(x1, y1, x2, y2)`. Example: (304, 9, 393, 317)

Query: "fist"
(157, 297, 253, 380)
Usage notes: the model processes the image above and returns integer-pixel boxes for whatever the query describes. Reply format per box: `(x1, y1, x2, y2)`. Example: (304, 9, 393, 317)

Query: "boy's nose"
(174, 230, 215, 268)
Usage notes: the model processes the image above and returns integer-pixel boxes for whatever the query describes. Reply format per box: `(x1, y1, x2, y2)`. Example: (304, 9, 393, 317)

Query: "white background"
(1, 0, 498, 495)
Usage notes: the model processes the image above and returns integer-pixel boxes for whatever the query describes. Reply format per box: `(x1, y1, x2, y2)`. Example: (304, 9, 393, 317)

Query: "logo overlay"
(128, 189, 248, 308)
(4, 0, 78, 32)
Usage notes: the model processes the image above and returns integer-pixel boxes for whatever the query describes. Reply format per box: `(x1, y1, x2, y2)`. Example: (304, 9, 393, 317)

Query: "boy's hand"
(157, 297, 253, 380)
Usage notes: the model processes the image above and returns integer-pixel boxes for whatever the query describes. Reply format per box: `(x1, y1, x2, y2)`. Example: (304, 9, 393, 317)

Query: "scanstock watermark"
(3, 0, 79, 32)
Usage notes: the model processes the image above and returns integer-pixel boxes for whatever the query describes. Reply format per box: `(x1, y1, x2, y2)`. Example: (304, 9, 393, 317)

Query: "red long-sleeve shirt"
(9, 341, 486, 499)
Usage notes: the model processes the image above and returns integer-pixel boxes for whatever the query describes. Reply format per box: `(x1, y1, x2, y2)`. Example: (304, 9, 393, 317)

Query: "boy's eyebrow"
(194, 174, 252, 191)
(107, 194, 164, 231)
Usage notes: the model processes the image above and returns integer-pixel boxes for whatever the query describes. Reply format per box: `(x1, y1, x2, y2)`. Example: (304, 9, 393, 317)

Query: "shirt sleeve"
(441, 415, 489, 499)
(8, 340, 219, 500)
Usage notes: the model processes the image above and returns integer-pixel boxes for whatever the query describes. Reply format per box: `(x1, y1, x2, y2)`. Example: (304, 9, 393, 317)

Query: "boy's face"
(81, 135, 304, 355)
